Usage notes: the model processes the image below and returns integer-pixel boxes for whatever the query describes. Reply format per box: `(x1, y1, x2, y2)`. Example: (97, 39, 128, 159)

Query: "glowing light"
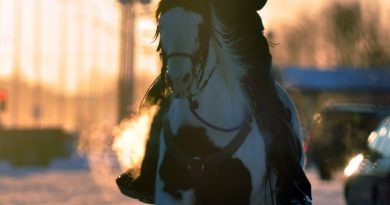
(138, 18, 155, 31)
(112, 106, 158, 177)
(344, 154, 364, 177)
(379, 127, 387, 136)
(367, 131, 378, 144)
(312, 112, 321, 123)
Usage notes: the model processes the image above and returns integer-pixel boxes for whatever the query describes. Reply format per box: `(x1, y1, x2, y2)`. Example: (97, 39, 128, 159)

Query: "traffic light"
(0, 89, 7, 111)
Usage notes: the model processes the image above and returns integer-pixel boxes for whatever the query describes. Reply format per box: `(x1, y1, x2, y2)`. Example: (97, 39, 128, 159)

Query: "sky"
(0, 0, 121, 93)
(260, 0, 389, 29)
(259, 0, 324, 26)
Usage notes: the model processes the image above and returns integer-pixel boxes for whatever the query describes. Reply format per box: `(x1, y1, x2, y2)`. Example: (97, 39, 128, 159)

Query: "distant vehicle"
(0, 128, 74, 166)
(344, 116, 390, 205)
(306, 103, 390, 180)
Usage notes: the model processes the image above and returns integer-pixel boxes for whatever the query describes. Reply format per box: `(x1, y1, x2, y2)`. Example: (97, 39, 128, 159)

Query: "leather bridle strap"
(163, 116, 252, 170)
(203, 117, 252, 167)
(166, 52, 195, 61)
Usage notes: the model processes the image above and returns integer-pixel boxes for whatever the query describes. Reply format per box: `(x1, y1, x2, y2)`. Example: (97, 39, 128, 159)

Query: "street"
(0, 158, 345, 205)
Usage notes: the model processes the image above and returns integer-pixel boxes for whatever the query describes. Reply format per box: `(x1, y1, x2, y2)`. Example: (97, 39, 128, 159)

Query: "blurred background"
(0, 0, 389, 204)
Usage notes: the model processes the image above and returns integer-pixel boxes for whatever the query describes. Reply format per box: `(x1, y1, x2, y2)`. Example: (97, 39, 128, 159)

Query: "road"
(0, 158, 345, 205)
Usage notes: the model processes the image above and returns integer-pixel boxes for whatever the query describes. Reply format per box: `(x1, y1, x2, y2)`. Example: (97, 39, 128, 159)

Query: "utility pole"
(12, 0, 22, 127)
(89, 11, 99, 124)
(75, 4, 85, 129)
(0, 1, 2, 127)
(118, 0, 135, 121)
(117, 0, 151, 121)
(33, 0, 42, 126)
(58, 0, 68, 128)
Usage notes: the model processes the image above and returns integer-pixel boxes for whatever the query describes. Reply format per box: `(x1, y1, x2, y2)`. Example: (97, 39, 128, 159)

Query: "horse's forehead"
(159, 7, 203, 31)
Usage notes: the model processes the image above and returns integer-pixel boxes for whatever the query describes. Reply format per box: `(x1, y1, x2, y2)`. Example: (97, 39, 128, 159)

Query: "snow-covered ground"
(0, 157, 345, 205)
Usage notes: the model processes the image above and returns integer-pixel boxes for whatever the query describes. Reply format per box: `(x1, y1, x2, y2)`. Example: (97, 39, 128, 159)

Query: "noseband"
(166, 52, 198, 63)
(165, 50, 215, 98)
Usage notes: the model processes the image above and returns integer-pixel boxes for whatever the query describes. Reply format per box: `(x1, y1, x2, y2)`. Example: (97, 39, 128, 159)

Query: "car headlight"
(344, 154, 364, 177)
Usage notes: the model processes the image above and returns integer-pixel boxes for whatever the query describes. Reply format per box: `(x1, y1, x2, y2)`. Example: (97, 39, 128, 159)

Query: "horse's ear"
(156, 41, 161, 52)
(253, 0, 267, 11)
(255, 0, 267, 10)
(198, 2, 210, 47)
(198, 22, 208, 41)
(198, 22, 208, 46)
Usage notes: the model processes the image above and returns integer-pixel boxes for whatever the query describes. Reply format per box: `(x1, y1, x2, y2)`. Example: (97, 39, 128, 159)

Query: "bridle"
(160, 8, 248, 133)
(165, 49, 216, 98)
(164, 47, 250, 133)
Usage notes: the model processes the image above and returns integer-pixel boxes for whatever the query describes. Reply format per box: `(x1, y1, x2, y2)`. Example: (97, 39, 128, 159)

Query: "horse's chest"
(159, 126, 252, 205)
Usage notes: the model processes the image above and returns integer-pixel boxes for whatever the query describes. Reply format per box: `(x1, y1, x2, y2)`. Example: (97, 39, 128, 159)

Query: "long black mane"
(208, 3, 311, 203)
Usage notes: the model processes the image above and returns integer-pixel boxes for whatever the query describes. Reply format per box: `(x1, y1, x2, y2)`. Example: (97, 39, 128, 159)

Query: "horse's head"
(157, 1, 209, 98)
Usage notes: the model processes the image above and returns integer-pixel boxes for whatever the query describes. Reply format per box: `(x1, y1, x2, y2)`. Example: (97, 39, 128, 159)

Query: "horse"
(154, 1, 304, 204)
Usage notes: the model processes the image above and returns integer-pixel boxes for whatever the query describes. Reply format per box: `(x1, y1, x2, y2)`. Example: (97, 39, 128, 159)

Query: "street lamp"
(117, 0, 151, 121)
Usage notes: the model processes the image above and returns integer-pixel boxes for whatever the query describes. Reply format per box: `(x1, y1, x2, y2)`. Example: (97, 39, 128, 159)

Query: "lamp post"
(117, 0, 150, 121)
(58, 0, 68, 128)
(33, 0, 42, 126)
(0, 89, 7, 127)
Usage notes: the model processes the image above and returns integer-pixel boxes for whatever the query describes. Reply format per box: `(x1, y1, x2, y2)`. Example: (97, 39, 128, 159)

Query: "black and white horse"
(154, 1, 303, 204)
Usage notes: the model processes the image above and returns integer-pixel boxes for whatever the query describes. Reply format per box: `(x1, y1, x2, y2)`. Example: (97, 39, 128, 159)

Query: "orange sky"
(259, 0, 389, 29)
(0, 0, 121, 94)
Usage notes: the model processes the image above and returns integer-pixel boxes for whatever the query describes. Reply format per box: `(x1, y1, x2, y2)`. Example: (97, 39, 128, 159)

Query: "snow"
(308, 168, 346, 205)
(0, 157, 346, 205)
(0, 156, 140, 205)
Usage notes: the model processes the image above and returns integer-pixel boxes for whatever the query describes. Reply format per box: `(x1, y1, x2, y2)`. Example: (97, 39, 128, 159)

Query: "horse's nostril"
(182, 73, 191, 83)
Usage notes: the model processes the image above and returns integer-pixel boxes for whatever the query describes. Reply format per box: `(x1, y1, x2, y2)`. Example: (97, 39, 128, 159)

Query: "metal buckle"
(187, 157, 205, 181)
(187, 156, 205, 171)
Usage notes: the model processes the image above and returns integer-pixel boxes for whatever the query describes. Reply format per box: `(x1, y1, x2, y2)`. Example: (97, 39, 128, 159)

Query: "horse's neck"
(168, 37, 250, 136)
(195, 12, 250, 128)
(195, 47, 249, 127)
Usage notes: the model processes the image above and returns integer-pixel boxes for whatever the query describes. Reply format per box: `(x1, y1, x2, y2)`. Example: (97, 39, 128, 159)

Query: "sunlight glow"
(138, 18, 155, 31)
(135, 15, 160, 77)
(0, 0, 120, 94)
